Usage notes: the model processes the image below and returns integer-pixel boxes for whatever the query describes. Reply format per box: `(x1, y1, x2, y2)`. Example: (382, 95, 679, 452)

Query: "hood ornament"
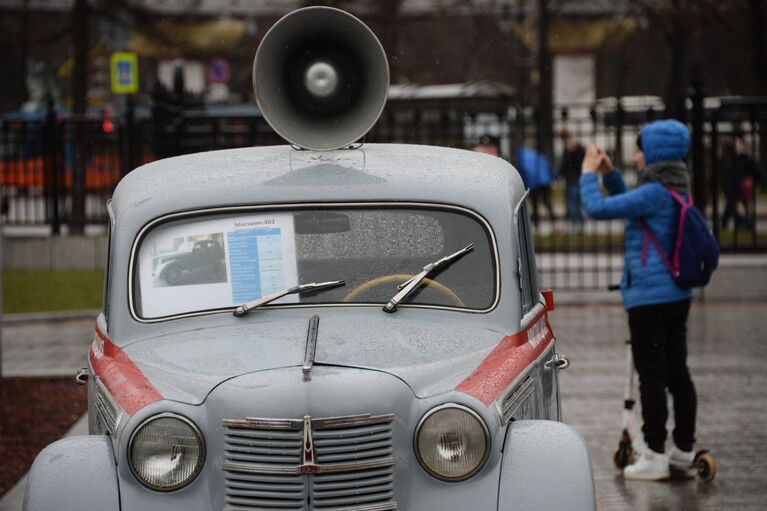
(303, 315, 320, 381)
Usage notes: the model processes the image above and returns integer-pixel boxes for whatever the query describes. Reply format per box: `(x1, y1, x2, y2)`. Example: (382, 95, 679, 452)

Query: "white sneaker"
(623, 449, 670, 481)
(669, 445, 696, 478)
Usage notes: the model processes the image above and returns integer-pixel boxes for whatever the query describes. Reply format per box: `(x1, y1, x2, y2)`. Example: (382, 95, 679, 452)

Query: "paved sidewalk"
(0, 314, 93, 511)
(1, 316, 95, 377)
(552, 302, 767, 511)
(1, 304, 766, 510)
(540, 253, 767, 305)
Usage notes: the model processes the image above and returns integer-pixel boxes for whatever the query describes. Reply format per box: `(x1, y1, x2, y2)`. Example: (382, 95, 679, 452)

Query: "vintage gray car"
(23, 7, 595, 511)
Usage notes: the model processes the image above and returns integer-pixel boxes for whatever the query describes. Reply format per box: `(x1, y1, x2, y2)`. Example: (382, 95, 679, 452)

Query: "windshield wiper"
(383, 244, 474, 313)
(234, 280, 345, 317)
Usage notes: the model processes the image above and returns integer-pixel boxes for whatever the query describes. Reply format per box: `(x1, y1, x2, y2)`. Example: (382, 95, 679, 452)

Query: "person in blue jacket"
(515, 144, 555, 222)
(580, 119, 697, 481)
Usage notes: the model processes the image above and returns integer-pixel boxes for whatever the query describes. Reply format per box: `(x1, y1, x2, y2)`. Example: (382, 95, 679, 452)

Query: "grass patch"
(716, 228, 767, 245)
(533, 233, 624, 252)
(534, 230, 767, 252)
(2, 270, 103, 314)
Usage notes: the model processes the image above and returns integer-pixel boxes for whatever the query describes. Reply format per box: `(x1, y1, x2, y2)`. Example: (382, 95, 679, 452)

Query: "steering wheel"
(342, 273, 465, 307)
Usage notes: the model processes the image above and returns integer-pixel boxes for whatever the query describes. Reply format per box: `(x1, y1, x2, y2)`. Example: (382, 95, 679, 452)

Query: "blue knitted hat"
(639, 119, 690, 165)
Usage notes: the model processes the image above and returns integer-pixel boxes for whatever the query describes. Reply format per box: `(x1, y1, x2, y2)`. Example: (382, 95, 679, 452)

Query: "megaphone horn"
(253, 7, 390, 151)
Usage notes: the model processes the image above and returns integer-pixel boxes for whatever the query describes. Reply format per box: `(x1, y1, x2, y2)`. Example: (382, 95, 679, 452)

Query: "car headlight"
(128, 413, 205, 491)
(415, 404, 490, 481)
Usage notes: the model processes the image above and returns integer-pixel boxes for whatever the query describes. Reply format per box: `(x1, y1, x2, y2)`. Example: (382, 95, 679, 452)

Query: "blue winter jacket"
(515, 145, 555, 190)
(580, 170, 693, 309)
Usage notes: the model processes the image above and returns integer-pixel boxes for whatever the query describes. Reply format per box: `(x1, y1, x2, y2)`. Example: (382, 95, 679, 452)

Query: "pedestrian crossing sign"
(110, 52, 139, 94)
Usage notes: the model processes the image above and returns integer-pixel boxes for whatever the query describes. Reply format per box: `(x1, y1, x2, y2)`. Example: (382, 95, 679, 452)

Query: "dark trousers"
(628, 299, 696, 453)
(721, 192, 745, 228)
(565, 182, 583, 223)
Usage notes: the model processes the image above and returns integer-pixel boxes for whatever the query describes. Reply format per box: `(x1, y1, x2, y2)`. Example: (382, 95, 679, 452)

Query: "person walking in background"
(515, 144, 555, 224)
(579, 119, 698, 481)
(733, 135, 765, 225)
(720, 134, 748, 229)
(558, 128, 585, 232)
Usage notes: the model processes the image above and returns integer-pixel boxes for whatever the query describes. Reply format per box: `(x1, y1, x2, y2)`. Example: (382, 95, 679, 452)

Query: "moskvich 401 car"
(24, 7, 595, 511)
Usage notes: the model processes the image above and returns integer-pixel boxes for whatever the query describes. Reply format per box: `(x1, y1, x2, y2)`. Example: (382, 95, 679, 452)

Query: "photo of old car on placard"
(22, 6, 596, 511)
(150, 233, 227, 287)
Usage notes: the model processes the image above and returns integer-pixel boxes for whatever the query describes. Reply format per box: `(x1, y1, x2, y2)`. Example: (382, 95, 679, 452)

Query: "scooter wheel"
(613, 446, 634, 469)
(694, 450, 716, 482)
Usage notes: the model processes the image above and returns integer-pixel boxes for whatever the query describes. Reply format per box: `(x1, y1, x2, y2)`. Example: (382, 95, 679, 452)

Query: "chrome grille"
(222, 414, 396, 511)
(499, 375, 535, 423)
(224, 471, 306, 510)
(223, 426, 306, 510)
(313, 466, 394, 510)
(311, 421, 395, 510)
(93, 378, 118, 435)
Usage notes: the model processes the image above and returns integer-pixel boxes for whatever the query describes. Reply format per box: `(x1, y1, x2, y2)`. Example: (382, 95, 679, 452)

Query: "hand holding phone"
(581, 144, 614, 175)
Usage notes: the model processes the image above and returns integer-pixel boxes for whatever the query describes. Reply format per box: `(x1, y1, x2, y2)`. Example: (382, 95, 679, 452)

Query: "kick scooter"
(613, 339, 716, 482)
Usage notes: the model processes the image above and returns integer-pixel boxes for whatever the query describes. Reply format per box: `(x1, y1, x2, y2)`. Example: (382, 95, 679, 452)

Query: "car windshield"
(133, 206, 497, 319)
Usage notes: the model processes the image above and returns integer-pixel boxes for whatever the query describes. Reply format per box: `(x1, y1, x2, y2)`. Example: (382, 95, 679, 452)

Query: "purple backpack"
(640, 188, 720, 288)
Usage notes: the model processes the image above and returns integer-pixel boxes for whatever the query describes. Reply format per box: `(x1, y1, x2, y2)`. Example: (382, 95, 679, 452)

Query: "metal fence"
(541, 96, 767, 289)
(0, 104, 281, 229)
(1, 94, 765, 290)
(705, 98, 767, 251)
(1, 112, 133, 229)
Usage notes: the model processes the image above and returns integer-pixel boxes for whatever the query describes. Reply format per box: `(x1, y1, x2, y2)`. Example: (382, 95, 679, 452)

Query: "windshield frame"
(128, 201, 501, 323)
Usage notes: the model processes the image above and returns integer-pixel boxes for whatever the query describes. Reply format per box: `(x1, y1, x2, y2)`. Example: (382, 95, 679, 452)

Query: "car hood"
(314, 313, 505, 398)
(123, 311, 506, 405)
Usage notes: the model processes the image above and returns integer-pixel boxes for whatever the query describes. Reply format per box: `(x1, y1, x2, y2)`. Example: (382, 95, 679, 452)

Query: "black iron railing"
(1, 94, 765, 290)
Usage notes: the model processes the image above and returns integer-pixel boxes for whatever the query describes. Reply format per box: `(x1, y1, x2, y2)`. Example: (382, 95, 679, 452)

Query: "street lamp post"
(1, 213, 4, 379)
(71, 0, 89, 234)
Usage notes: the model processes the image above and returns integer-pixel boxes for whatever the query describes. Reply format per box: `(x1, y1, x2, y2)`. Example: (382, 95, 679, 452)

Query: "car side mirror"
(542, 289, 555, 312)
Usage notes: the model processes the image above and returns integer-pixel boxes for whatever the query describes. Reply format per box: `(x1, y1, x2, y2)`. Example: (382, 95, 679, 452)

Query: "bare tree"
(697, 0, 767, 96)
(365, 0, 406, 82)
(673, 0, 767, 162)
(622, 0, 767, 115)
(535, 0, 553, 158)
(746, 0, 767, 95)
(625, 0, 693, 121)
(301, 0, 356, 9)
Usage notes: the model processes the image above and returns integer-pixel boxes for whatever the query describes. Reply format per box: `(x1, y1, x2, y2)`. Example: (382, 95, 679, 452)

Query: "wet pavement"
(552, 303, 767, 511)
(2, 303, 767, 509)
(1, 315, 94, 377)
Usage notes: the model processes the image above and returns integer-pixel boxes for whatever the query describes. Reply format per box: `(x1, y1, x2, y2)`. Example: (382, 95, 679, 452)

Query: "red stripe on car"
(456, 310, 554, 405)
(90, 325, 163, 415)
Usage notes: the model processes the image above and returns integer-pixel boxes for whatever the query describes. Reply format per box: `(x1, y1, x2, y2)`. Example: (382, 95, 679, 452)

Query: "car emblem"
(298, 415, 320, 474)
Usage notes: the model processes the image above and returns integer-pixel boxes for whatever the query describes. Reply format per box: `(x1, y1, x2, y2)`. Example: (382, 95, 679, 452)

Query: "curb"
(1, 310, 99, 324)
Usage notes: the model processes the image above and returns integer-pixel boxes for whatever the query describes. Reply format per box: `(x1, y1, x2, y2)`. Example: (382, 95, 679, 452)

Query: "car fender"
(498, 420, 596, 511)
(23, 435, 119, 511)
